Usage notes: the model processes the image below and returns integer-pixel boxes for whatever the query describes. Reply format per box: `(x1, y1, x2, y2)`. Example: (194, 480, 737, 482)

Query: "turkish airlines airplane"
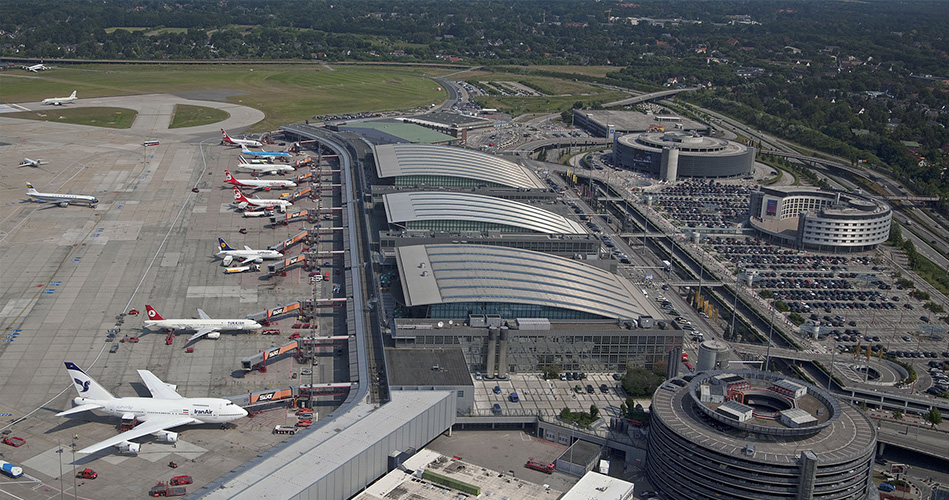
(221, 129, 263, 148)
(224, 170, 296, 190)
(233, 187, 293, 213)
(56, 362, 247, 455)
(143, 305, 262, 342)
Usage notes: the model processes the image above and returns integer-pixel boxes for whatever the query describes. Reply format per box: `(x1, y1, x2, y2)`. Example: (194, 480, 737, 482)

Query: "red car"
(76, 468, 98, 479)
(170, 475, 193, 486)
(128, 309, 140, 315)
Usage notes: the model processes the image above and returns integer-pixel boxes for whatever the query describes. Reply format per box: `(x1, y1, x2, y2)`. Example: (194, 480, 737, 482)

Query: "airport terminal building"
(748, 186, 892, 251)
(613, 131, 754, 179)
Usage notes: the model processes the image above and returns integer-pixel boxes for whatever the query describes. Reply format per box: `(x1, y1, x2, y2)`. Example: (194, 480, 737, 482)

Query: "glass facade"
(429, 302, 604, 321)
(394, 175, 510, 189)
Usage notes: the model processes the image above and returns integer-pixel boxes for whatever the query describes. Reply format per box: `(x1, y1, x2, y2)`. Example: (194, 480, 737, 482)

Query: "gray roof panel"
(383, 191, 587, 234)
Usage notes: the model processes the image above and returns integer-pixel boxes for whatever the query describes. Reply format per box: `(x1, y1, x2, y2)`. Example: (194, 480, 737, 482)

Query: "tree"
(590, 405, 599, 419)
(892, 409, 903, 420)
(925, 407, 943, 428)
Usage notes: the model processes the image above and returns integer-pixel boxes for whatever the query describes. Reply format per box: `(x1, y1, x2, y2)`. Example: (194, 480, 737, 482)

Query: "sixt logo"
(257, 392, 275, 401)
(74, 378, 90, 393)
(193, 409, 214, 415)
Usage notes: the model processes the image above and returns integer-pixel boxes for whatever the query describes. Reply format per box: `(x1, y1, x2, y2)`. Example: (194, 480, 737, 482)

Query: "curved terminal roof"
(374, 143, 546, 189)
(383, 192, 588, 234)
(396, 244, 650, 319)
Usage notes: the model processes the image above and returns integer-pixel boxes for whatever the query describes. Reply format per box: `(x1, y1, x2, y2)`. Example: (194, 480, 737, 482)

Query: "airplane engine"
(154, 430, 178, 443)
(278, 206, 287, 213)
(237, 202, 249, 210)
(58, 201, 68, 207)
(222, 255, 234, 266)
(116, 441, 141, 454)
(207, 332, 221, 339)
(253, 257, 263, 264)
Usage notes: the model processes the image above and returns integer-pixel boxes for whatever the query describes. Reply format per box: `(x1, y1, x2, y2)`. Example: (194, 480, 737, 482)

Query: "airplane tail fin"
(224, 170, 237, 184)
(145, 305, 165, 321)
(26, 182, 37, 193)
(69, 91, 76, 99)
(222, 129, 232, 143)
(64, 362, 116, 400)
(238, 155, 249, 165)
(233, 187, 249, 203)
(218, 237, 235, 252)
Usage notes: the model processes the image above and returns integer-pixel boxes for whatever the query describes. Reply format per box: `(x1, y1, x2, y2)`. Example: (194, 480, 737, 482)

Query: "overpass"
(603, 88, 697, 108)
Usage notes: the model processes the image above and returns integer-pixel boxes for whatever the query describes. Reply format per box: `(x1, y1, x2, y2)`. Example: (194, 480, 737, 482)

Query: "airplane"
(22, 62, 49, 72)
(221, 129, 263, 148)
(241, 144, 292, 158)
(25, 182, 98, 207)
(233, 187, 293, 213)
(216, 237, 283, 265)
(240, 155, 275, 164)
(42, 90, 77, 106)
(224, 170, 297, 190)
(56, 362, 247, 455)
(143, 304, 263, 342)
(18, 158, 46, 168)
(237, 156, 294, 175)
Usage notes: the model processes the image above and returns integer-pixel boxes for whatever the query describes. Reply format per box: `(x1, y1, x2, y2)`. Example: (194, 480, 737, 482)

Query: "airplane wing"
(78, 416, 197, 454)
(137, 370, 184, 400)
(55, 403, 104, 417)
(238, 257, 255, 265)
(187, 328, 219, 342)
(196, 308, 211, 320)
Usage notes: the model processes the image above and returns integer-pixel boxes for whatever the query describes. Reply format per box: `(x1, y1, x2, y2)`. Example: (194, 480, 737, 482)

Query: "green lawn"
(0, 64, 451, 132)
(169, 104, 230, 129)
(5, 107, 137, 128)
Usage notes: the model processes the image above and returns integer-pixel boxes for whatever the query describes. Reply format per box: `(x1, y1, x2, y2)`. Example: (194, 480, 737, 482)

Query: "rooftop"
(383, 191, 588, 234)
(559, 471, 635, 500)
(374, 143, 547, 189)
(386, 347, 474, 387)
(395, 244, 654, 320)
(402, 113, 493, 128)
(339, 120, 456, 144)
(576, 109, 707, 133)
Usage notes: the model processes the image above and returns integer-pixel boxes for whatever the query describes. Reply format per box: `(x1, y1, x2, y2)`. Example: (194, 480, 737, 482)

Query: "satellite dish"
(436, 321, 445, 329)
(448, 320, 454, 326)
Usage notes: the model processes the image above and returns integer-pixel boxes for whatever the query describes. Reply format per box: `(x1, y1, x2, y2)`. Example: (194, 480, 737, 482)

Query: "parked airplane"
(216, 237, 283, 265)
(143, 305, 262, 342)
(56, 362, 247, 455)
(22, 62, 49, 72)
(42, 90, 77, 106)
(237, 157, 294, 175)
(18, 158, 46, 168)
(240, 155, 274, 164)
(221, 129, 263, 148)
(224, 170, 297, 191)
(233, 187, 293, 213)
(240, 144, 291, 158)
(25, 182, 98, 207)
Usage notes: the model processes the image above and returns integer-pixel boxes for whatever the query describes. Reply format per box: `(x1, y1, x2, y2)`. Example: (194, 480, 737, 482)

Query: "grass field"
(5, 107, 137, 128)
(169, 104, 230, 129)
(495, 65, 624, 79)
(0, 64, 451, 132)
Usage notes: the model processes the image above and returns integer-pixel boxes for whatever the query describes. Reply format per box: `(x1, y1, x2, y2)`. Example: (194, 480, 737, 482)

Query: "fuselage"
(74, 396, 247, 424)
(230, 178, 297, 189)
(217, 249, 283, 261)
(144, 318, 262, 332)
(239, 163, 294, 174)
(27, 190, 98, 206)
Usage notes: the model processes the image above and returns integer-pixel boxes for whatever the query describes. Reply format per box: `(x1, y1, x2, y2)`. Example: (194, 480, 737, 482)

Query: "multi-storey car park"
(613, 130, 755, 180)
(748, 186, 892, 252)
(647, 370, 877, 500)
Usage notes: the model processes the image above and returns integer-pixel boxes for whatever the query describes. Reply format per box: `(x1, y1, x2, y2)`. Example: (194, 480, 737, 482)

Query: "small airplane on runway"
(22, 62, 49, 72)
(224, 170, 297, 190)
(25, 182, 98, 207)
(56, 362, 247, 455)
(42, 90, 77, 106)
(221, 129, 263, 148)
(18, 158, 46, 168)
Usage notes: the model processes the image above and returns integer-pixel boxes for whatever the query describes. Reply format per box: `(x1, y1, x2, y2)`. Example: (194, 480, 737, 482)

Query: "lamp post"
(57, 446, 64, 500)
(765, 306, 775, 372)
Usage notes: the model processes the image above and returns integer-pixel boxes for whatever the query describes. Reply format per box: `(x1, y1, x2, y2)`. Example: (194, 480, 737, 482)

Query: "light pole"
(765, 306, 775, 372)
(57, 446, 64, 500)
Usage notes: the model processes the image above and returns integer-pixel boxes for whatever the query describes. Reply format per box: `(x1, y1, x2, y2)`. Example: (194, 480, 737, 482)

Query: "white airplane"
(216, 237, 283, 265)
(240, 155, 274, 164)
(143, 305, 262, 342)
(221, 129, 263, 148)
(241, 144, 292, 158)
(22, 62, 49, 72)
(56, 362, 247, 455)
(18, 158, 46, 168)
(237, 156, 294, 175)
(224, 170, 296, 190)
(233, 187, 293, 213)
(42, 90, 77, 106)
(25, 182, 98, 207)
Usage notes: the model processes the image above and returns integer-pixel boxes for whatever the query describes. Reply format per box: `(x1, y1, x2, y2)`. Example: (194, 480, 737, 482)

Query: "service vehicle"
(76, 468, 98, 479)
(149, 482, 186, 497)
(525, 457, 554, 474)
(170, 475, 192, 486)
(0, 460, 23, 478)
(273, 425, 297, 435)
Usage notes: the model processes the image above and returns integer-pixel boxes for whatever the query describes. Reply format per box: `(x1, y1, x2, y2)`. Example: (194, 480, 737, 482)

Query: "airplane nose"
(239, 407, 249, 418)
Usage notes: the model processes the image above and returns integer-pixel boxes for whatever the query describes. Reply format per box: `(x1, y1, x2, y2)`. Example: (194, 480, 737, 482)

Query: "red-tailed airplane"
(221, 129, 263, 148)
